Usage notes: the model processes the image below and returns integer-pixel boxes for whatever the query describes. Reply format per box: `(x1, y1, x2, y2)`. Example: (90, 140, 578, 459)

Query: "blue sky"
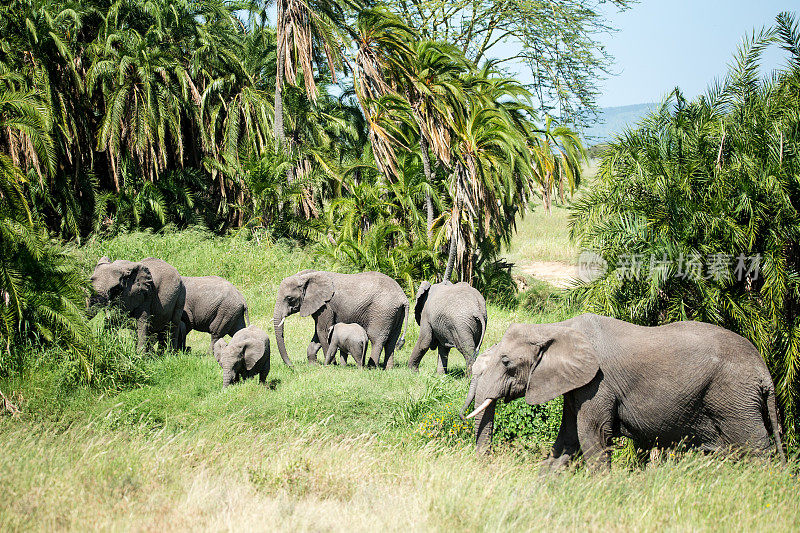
(593, 1, 792, 107)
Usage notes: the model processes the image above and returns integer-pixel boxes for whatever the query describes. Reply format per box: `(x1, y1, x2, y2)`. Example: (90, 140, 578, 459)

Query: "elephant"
(273, 270, 408, 369)
(462, 313, 786, 469)
(324, 323, 369, 367)
(179, 275, 249, 353)
(89, 257, 185, 351)
(408, 281, 487, 375)
(213, 326, 270, 387)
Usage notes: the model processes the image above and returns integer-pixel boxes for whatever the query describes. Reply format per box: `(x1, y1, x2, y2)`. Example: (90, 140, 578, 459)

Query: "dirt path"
(518, 261, 579, 289)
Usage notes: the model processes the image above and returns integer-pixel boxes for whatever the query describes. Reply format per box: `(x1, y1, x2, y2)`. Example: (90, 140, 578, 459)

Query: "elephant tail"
(763, 382, 786, 464)
(475, 313, 487, 360)
(396, 301, 409, 351)
(244, 303, 250, 327)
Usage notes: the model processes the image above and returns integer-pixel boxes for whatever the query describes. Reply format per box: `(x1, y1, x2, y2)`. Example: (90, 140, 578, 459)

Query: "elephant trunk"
(460, 377, 478, 419)
(222, 368, 234, 388)
(273, 312, 293, 367)
(473, 394, 496, 455)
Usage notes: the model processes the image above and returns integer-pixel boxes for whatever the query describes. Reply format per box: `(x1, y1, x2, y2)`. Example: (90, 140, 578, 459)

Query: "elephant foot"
(538, 453, 573, 475)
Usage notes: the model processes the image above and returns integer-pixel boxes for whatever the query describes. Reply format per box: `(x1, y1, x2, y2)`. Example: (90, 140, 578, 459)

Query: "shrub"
(570, 16, 800, 445)
(493, 397, 563, 446)
(414, 401, 473, 444)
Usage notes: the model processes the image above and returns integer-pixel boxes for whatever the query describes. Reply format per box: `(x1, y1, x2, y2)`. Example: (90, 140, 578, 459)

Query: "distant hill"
(581, 103, 659, 145)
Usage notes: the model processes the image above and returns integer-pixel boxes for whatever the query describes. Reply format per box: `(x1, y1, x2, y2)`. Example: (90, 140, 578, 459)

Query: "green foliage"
(518, 279, 565, 315)
(493, 397, 563, 447)
(570, 13, 800, 445)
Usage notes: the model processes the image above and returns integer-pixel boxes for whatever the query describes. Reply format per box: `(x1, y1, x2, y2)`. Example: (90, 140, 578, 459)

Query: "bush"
(517, 279, 564, 314)
(493, 397, 563, 447)
(570, 18, 800, 445)
(414, 401, 473, 444)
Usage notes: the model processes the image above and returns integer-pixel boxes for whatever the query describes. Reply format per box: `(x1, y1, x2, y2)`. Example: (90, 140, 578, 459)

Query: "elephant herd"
(90, 257, 787, 469)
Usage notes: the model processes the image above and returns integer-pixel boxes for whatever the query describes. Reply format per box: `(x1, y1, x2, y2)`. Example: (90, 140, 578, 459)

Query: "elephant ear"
(213, 339, 227, 363)
(414, 281, 432, 325)
(299, 273, 334, 317)
(122, 264, 154, 308)
(243, 338, 267, 371)
(524, 325, 599, 406)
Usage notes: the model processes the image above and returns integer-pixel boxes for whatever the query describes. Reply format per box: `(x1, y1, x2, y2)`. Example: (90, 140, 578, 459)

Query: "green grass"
(1, 229, 797, 531)
(504, 204, 579, 265)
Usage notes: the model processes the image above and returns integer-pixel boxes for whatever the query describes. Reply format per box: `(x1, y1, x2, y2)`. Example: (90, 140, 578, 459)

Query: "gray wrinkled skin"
(213, 326, 270, 387)
(324, 323, 369, 367)
(179, 276, 249, 354)
(463, 313, 786, 469)
(273, 270, 409, 369)
(89, 257, 185, 351)
(408, 281, 487, 375)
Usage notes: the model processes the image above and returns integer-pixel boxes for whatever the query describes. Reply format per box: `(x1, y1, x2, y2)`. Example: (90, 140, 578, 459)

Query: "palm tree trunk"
(274, 50, 286, 151)
(419, 135, 435, 239)
(443, 205, 458, 282)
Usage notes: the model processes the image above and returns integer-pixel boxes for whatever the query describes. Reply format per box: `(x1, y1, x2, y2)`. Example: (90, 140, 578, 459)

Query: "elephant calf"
(180, 275, 249, 353)
(324, 323, 369, 367)
(463, 313, 786, 469)
(213, 326, 270, 387)
(409, 281, 487, 375)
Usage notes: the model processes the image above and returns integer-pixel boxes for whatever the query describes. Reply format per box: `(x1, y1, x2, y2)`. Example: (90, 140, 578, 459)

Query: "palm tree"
(526, 115, 586, 214)
(402, 40, 469, 238)
(0, 72, 94, 378)
(274, 0, 351, 150)
(439, 67, 535, 282)
(570, 14, 800, 443)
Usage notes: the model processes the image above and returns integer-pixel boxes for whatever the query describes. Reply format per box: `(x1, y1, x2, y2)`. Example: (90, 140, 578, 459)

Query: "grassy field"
(1, 230, 797, 531)
(504, 204, 578, 265)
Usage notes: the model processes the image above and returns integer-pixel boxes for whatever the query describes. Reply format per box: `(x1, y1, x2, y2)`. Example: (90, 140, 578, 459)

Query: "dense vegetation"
(0, 0, 604, 366)
(571, 13, 800, 444)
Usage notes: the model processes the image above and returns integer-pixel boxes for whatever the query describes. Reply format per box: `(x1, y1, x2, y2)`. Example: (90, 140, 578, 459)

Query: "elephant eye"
(501, 354, 511, 367)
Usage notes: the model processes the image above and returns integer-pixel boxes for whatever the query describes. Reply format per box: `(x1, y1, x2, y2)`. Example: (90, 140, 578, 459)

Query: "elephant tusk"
(465, 398, 493, 420)
(275, 317, 285, 328)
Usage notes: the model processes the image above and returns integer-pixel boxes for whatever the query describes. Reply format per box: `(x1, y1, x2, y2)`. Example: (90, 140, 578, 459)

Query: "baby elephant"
(324, 323, 368, 367)
(213, 326, 270, 387)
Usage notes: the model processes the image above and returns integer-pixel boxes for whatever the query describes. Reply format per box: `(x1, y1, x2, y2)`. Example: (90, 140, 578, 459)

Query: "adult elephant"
(408, 281, 486, 375)
(89, 257, 185, 351)
(273, 270, 408, 368)
(180, 276, 249, 354)
(462, 313, 786, 469)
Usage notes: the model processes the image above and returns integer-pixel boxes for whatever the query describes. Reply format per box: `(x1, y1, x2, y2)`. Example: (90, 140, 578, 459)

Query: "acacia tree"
(388, 0, 633, 124)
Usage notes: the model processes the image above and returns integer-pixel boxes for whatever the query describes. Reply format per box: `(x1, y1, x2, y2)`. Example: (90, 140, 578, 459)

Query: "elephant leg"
(367, 335, 387, 369)
(210, 335, 220, 357)
(436, 346, 450, 375)
(382, 307, 405, 370)
(356, 341, 367, 368)
(454, 333, 477, 376)
(136, 312, 150, 352)
(308, 339, 323, 363)
(408, 326, 433, 371)
(575, 403, 613, 471)
(157, 330, 166, 349)
(542, 395, 581, 473)
(312, 311, 334, 365)
(339, 349, 349, 366)
(324, 339, 339, 365)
